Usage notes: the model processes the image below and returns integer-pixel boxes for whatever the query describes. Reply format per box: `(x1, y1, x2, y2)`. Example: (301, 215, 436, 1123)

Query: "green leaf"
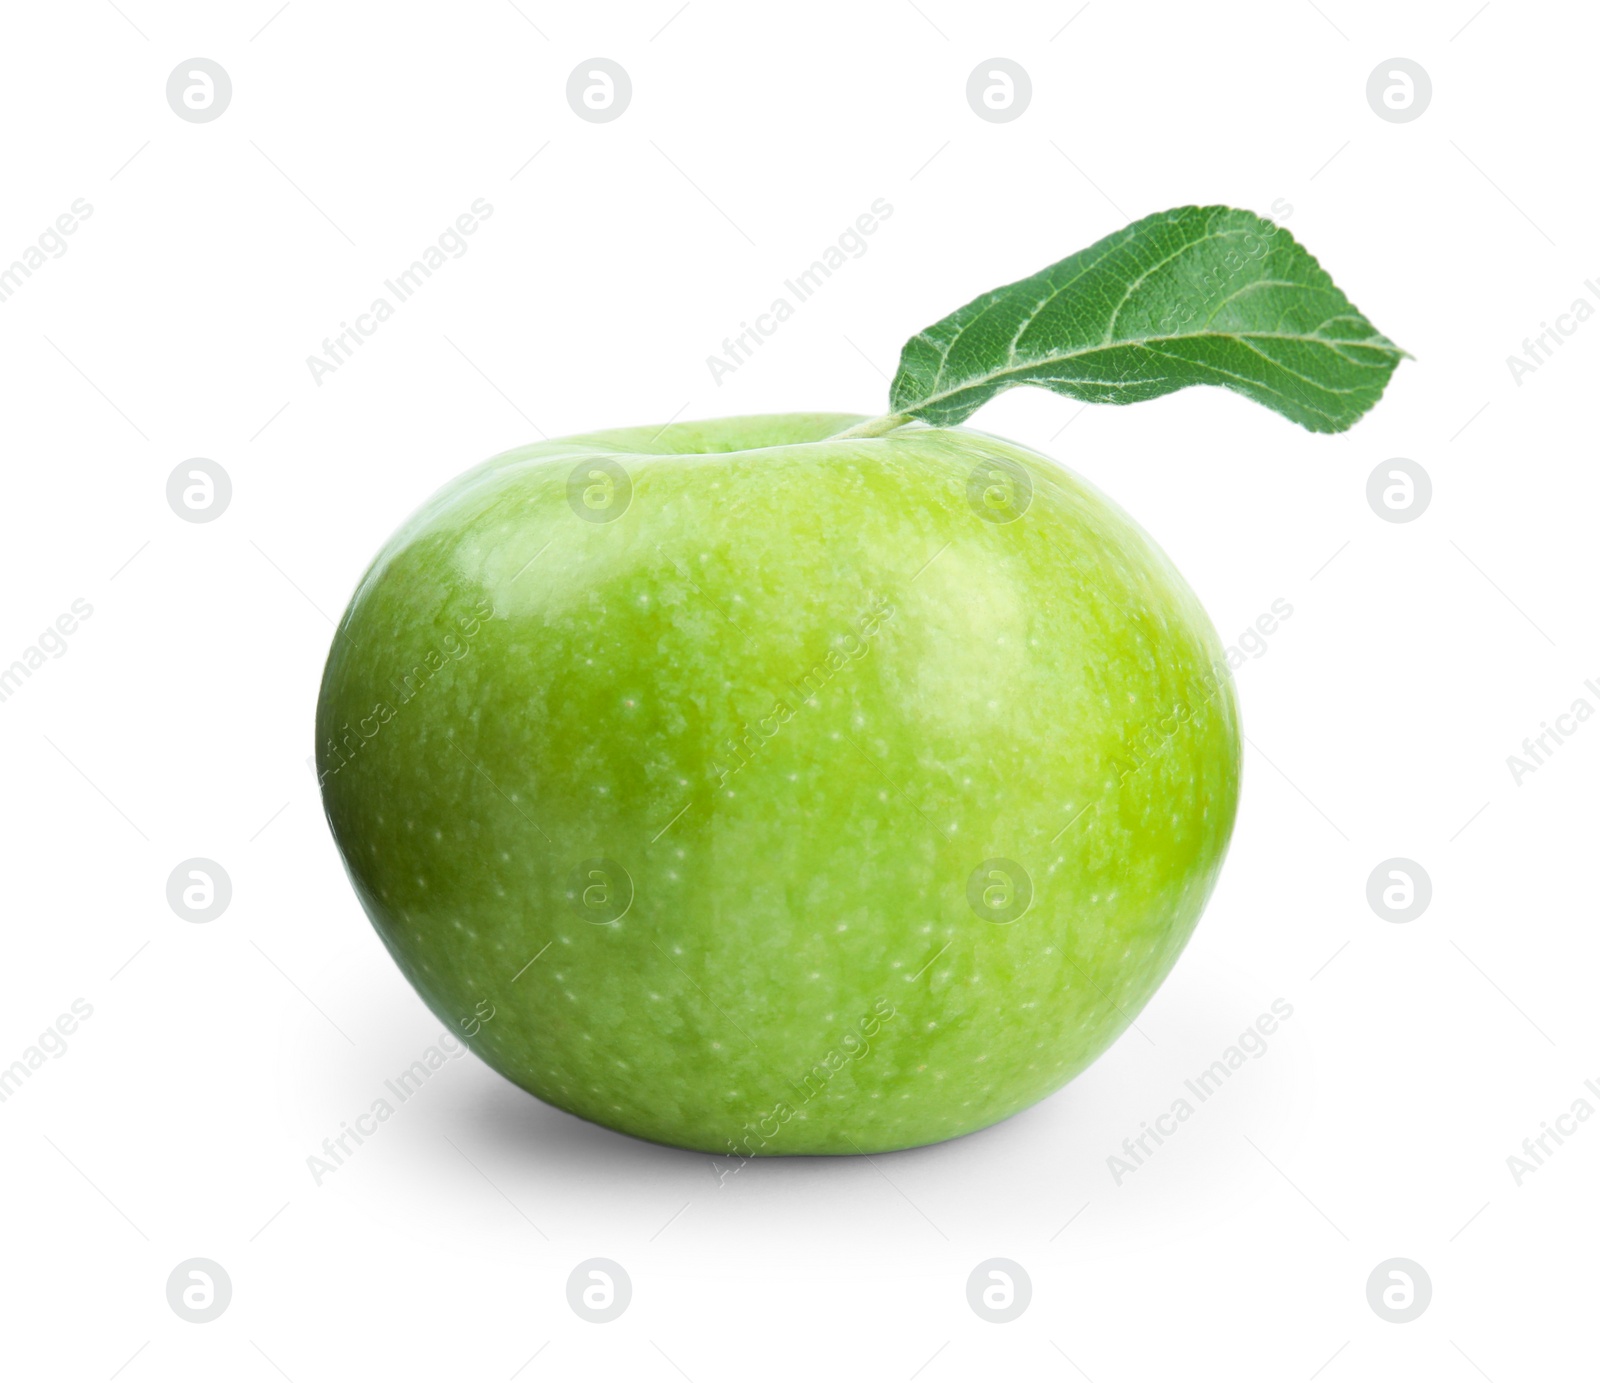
(888, 205, 1406, 434)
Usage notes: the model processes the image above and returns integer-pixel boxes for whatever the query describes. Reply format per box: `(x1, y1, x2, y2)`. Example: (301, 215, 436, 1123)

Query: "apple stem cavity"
(830, 411, 915, 439)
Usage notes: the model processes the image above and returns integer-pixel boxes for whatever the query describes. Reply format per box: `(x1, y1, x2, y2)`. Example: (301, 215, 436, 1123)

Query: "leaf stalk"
(830, 411, 914, 439)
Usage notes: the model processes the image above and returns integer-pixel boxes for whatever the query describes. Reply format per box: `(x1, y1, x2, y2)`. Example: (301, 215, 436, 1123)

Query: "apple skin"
(316, 413, 1240, 1156)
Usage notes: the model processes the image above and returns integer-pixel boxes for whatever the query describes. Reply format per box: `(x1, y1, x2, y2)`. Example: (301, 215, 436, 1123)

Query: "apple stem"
(829, 411, 915, 439)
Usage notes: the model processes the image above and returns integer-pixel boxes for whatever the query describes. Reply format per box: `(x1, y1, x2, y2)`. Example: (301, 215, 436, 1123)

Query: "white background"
(1, 1, 1595, 1379)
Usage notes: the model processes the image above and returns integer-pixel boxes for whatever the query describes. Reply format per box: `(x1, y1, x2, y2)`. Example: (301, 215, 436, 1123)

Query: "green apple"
(316, 206, 1406, 1156)
(316, 412, 1240, 1155)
